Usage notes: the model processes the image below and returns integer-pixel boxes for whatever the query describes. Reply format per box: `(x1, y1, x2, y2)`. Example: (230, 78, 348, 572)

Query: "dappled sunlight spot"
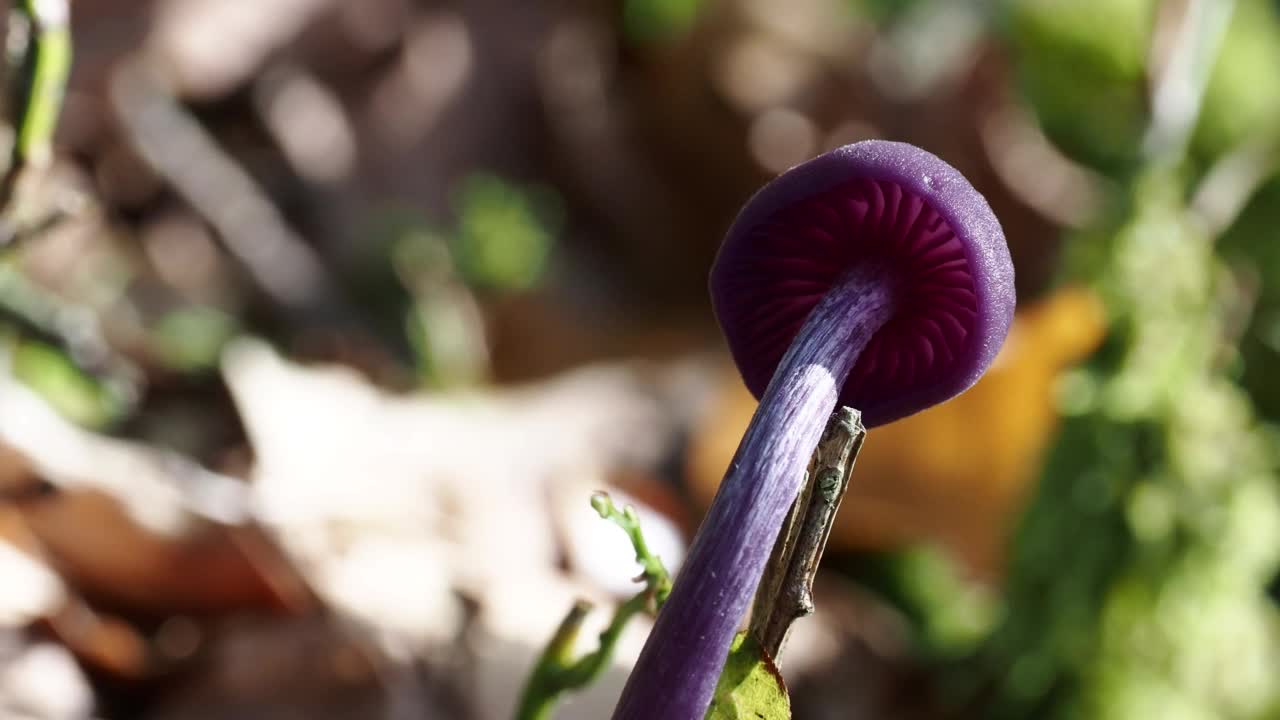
(111, 61, 334, 309)
(1127, 482, 1175, 542)
(0, 540, 65, 626)
(369, 12, 473, 148)
(866, 2, 983, 102)
(823, 121, 880, 153)
(540, 18, 615, 139)
(739, 0, 861, 56)
(255, 65, 356, 184)
(713, 34, 816, 113)
(151, 0, 336, 98)
(0, 641, 93, 720)
(337, 0, 410, 54)
(748, 108, 818, 174)
(980, 101, 1104, 229)
(141, 211, 221, 296)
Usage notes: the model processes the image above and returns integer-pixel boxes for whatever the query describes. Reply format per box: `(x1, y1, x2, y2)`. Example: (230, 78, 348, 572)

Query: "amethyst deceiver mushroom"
(612, 140, 1014, 719)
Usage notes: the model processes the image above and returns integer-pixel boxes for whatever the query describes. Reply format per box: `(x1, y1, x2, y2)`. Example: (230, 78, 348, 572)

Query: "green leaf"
(704, 633, 791, 720)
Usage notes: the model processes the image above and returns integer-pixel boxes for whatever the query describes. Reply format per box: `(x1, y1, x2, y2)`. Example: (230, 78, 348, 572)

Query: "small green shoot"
(514, 492, 672, 720)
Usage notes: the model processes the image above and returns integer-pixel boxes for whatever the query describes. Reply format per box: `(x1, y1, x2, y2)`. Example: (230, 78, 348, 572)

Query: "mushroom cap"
(710, 140, 1015, 427)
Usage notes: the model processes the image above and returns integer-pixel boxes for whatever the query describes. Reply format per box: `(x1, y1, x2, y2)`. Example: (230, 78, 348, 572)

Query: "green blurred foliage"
(1193, 0, 1280, 159)
(1005, 0, 1155, 174)
(388, 173, 561, 388)
(861, 545, 999, 657)
(1220, 173, 1280, 423)
(392, 224, 488, 389)
(623, 0, 703, 44)
(981, 172, 1280, 720)
(150, 306, 238, 372)
(847, 3, 1280, 713)
(852, 0, 931, 24)
(452, 173, 561, 292)
(403, 287, 488, 389)
(11, 339, 127, 429)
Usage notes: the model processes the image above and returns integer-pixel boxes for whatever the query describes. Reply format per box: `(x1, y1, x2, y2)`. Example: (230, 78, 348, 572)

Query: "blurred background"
(0, 0, 1277, 718)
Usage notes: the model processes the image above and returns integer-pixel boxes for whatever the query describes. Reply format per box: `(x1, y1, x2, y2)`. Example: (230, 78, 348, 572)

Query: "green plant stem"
(12, 0, 70, 165)
(593, 492, 672, 607)
(514, 493, 672, 720)
(9, 0, 71, 171)
(516, 601, 593, 720)
(516, 593, 651, 720)
(0, 0, 72, 242)
(0, 261, 140, 397)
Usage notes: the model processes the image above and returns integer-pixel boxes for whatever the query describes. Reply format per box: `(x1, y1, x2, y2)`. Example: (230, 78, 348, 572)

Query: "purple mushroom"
(612, 140, 1014, 719)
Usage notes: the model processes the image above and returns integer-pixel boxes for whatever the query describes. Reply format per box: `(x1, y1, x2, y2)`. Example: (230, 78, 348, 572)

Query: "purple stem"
(612, 265, 896, 719)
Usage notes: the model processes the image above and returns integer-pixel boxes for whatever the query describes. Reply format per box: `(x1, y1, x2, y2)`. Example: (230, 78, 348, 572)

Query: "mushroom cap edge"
(709, 140, 1016, 427)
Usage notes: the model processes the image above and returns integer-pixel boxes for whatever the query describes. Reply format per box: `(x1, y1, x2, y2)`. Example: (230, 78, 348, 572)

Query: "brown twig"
(749, 406, 864, 660)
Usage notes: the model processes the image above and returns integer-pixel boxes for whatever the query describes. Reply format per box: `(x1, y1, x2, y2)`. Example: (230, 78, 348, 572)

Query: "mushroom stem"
(612, 264, 895, 719)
